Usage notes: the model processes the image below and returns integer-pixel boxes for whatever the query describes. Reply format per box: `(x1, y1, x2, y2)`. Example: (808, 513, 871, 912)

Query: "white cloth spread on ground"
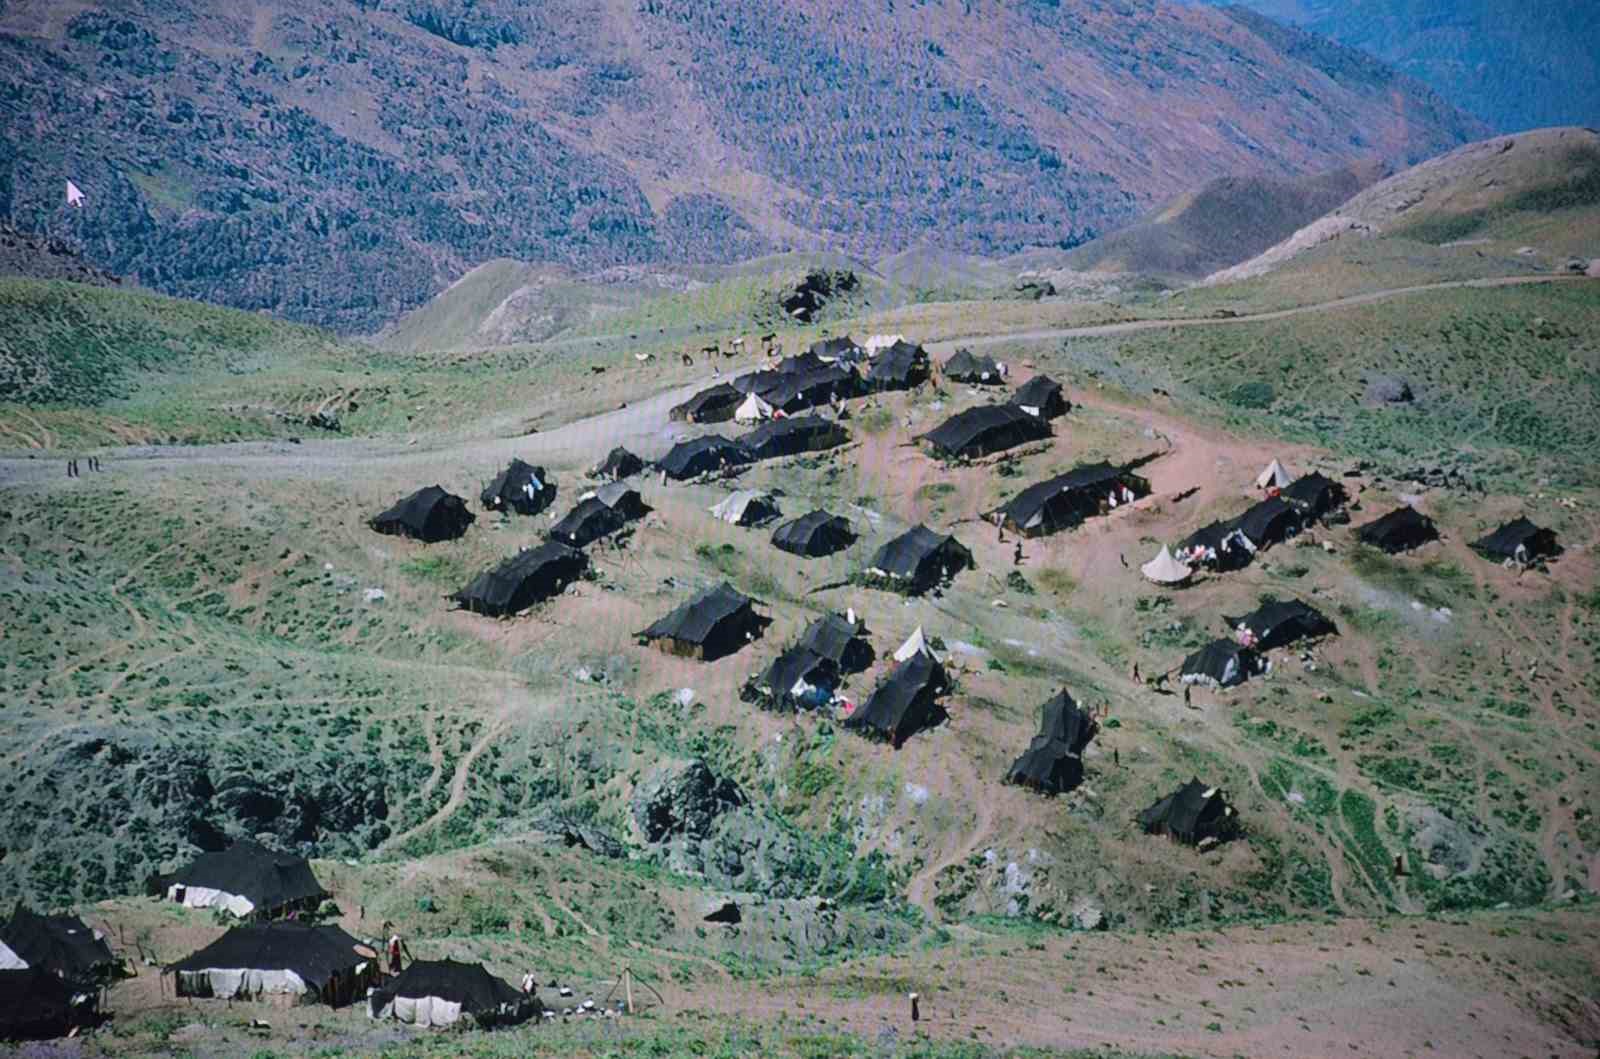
(380, 994, 465, 1027)
(168, 884, 255, 918)
(178, 967, 308, 999)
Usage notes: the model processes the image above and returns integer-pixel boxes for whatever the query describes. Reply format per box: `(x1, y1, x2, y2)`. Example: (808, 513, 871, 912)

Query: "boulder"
(630, 760, 747, 843)
(1364, 375, 1414, 405)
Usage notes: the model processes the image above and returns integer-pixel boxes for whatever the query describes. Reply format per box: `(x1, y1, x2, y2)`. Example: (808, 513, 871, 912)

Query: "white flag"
(65, 180, 85, 208)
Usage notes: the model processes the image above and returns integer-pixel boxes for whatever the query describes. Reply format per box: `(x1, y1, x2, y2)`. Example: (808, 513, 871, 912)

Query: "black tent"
(1139, 778, 1237, 845)
(171, 923, 371, 1006)
(369, 486, 475, 543)
(919, 404, 1050, 459)
(772, 510, 855, 558)
(991, 463, 1147, 537)
(149, 840, 328, 919)
(1012, 375, 1069, 419)
(809, 336, 862, 362)
(638, 582, 763, 661)
(1179, 520, 1253, 571)
(1180, 639, 1261, 688)
(942, 349, 1005, 384)
(1005, 691, 1096, 795)
(592, 480, 649, 520)
(1, 905, 117, 985)
(452, 543, 588, 617)
(1282, 472, 1346, 520)
(742, 415, 849, 461)
(0, 968, 86, 1040)
(480, 459, 555, 516)
(1233, 497, 1300, 551)
(796, 612, 873, 672)
(844, 651, 947, 747)
(671, 383, 745, 424)
(866, 525, 974, 592)
(866, 340, 930, 391)
(1471, 517, 1559, 563)
(370, 959, 537, 1029)
(749, 646, 840, 713)
(657, 435, 753, 480)
(549, 497, 628, 548)
(592, 446, 644, 481)
(1357, 505, 1439, 554)
(731, 369, 787, 397)
(1224, 600, 1336, 650)
(1037, 690, 1096, 754)
(765, 364, 863, 413)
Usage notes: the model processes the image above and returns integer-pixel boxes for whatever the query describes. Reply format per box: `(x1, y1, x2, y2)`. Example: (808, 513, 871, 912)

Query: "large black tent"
(1139, 778, 1237, 845)
(171, 923, 371, 1005)
(1233, 497, 1300, 551)
(592, 481, 650, 520)
(149, 840, 328, 919)
(1225, 599, 1336, 650)
(1282, 472, 1347, 520)
(748, 646, 840, 713)
(0, 904, 117, 984)
(1037, 690, 1096, 754)
(1357, 506, 1439, 554)
(809, 336, 862, 362)
(548, 497, 628, 548)
(1471, 517, 1559, 564)
(0, 968, 87, 1040)
(919, 404, 1050, 459)
(764, 364, 863, 413)
(866, 525, 974, 593)
(844, 651, 947, 747)
(638, 582, 763, 661)
(657, 435, 753, 480)
(592, 446, 644, 481)
(866, 340, 930, 391)
(671, 383, 744, 424)
(731, 369, 787, 397)
(369, 959, 537, 1029)
(1180, 639, 1261, 688)
(742, 415, 849, 461)
(452, 543, 588, 617)
(1178, 520, 1254, 571)
(796, 612, 873, 672)
(480, 459, 555, 516)
(1012, 375, 1069, 419)
(369, 486, 475, 543)
(772, 510, 855, 558)
(991, 463, 1148, 537)
(942, 349, 1005, 384)
(1005, 691, 1096, 795)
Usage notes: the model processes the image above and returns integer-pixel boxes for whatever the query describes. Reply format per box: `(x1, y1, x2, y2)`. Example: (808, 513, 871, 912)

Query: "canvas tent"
(1225, 600, 1335, 650)
(893, 625, 930, 663)
(548, 497, 627, 548)
(772, 510, 854, 557)
(1357, 506, 1439, 554)
(942, 349, 1005, 384)
(1140, 545, 1193, 586)
(991, 462, 1147, 537)
(1180, 639, 1262, 688)
(709, 490, 781, 527)
(0, 968, 88, 1040)
(1139, 779, 1237, 845)
(150, 840, 328, 920)
(1178, 520, 1253, 571)
(0, 905, 117, 984)
(1012, 375, 1068, 419)
(919, 403, 1050, 460)
(452, 543, 587, 617)
(1256, 459, 1292, 490)
(638, 582, 763, 661)
(867, 525, 974, 593)
(592, 446, 644, 481)
(1282, 472, 1347, 520)
(171, 923, 371, 1006)
(741, 415, 849, 461)
(866, 339, 929, 391)
(670, 383, 744, 423)
(369, 486, 474, 543)
(1233, 497, 1300, 551)
(1006, 691, 1096, 795)
(1471, 518, 1559, 564)
(657, 436, 753, 480)
(734, 391, 774, 424)
(480, 459, 555, 516)
(369, 959, 536, 1029)
(844, 651, 947, 747)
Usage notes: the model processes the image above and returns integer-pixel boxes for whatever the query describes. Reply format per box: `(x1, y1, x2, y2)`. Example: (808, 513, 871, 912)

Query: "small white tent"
(1140, 545, 1193, 586)
(709, 490, 779, 526)
(1256, 459, 1291, 490)
(893, 626, 931, 662)
(734, 392, 773, 424)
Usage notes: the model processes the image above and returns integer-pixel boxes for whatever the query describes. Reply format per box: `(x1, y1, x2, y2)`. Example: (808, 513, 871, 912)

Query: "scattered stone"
(363, 588, 386, 603)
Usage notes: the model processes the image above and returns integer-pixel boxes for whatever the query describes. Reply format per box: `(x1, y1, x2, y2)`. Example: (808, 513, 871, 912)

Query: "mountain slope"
(0, 0, 1483, 332)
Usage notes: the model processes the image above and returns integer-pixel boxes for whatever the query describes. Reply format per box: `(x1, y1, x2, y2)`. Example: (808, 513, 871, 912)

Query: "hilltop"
(0, 0, 1483, 332)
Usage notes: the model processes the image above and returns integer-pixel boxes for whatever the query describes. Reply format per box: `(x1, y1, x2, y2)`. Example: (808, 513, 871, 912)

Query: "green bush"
(1226, 381, 1276, 409)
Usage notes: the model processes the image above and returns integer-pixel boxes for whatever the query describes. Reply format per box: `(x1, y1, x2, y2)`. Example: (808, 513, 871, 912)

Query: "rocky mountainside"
(0, 0, 1483, 333)
(0, 224, 123, 288)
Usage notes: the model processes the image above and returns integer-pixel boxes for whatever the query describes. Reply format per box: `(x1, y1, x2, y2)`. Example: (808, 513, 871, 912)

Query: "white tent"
(1140, 545, 1193, 586)
(893, 626, 930, 662)
(734, 392, 773, 424)
(863, 334, 905, 356)
(709, 490, 778, 526)
(1256, 459, 1292, 490)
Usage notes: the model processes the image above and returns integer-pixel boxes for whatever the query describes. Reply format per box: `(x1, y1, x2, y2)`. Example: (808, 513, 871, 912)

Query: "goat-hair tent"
(1139, 778, 1237, 845)
(1178, 520, 1253, 571)
(1256, 459, 1292, 490)
(0, 905, 117, 983)
(1038, 690, 1097, 754)
(592, 446, 644, 481)
(764, 364, 863, 413)
(709, 490, 781, 527)
(919, 404, 1049, 460)
(866, 339, 930, 391)
(867, 525, 974, 593)
(548, 497, 627, 548)
(149, 840, 328, 920)
(369, 486, 475, 543)
(942, 349, 1005, 384)
(670, 383, 744, 424)
(734, 391, 774, 424)
(749, 646, 840, 713)
(1233, 497, 1300, 551)
(591, 480, 649, 520)
(0, 968, 88, 1040)
(844, 651, 947, 747)
(638, 582, 763, 661)
(1180, 639, 1262, 688)
(776, 350, 829, 376)
(369, 959, 537, 1029)
(171, 923, 372, 1006)
(1282, 472, 1346, 520)
(990, 462, 1147, 537)
(1225, 599, 1335, 650)
(657, 435, 753, 480)
(796, 612, 872, 672)
(1006, 692, 1095, 795)
(1471, 518, 1559, 564)
(809, 336, 862, 363)
(452, 543, 587, 617)
(1141, 545, 1193, 586)
(742, 415, 849, 461)
(1012, 375, 1068, 419)
(480, 459, 555, 516)
(731, 369, 787, 397)
(1357, 505, 1439, 554)
(772, 510, 854, 558)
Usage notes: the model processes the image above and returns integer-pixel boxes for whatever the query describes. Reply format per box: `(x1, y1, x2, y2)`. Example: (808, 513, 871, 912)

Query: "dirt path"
(379, 714, 511, 854)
